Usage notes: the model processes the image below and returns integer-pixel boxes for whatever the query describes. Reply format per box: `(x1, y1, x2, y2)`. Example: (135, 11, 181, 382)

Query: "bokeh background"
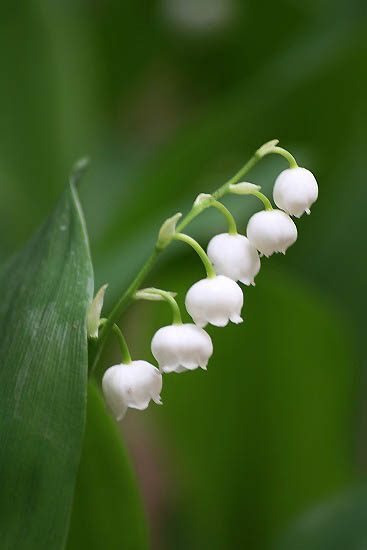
(1, 1, 367, 549)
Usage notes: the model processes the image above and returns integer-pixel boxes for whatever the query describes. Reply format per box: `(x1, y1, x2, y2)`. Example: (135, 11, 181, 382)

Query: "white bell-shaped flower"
(102, 361, 162, 421)
(185, 275, 243, 328)
(151, 323, 213, 373)
(247, 209, 297, 257)
(273, 167, 318, 217)
(207, 233, 260, 286)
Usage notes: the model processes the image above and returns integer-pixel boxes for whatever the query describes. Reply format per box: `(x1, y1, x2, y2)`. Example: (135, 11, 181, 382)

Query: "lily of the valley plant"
(87, 139, 318, 420)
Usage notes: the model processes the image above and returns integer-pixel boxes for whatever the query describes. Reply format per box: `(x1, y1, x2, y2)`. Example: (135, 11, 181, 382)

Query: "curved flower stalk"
(86, 139, 318, 421)
(193, 193, 261, 286)
(172, 231, 244, 327)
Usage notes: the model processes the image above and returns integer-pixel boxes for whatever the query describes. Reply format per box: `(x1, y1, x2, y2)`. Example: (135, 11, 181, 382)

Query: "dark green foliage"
(276, 486, 367, 550)
(0, 183, 93, 549)
(67, 382, 148, 550)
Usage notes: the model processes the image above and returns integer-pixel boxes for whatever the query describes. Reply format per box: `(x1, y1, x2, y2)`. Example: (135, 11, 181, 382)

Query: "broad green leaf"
(0, 182, 93, 549)
(66, 381, 148, 550)
(276, 485, 367, 550)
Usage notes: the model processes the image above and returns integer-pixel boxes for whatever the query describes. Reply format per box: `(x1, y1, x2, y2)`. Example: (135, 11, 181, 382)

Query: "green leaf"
(66, 381, 148, 550)
(276, 485, 367, 550)
(0, 182, 93, 549)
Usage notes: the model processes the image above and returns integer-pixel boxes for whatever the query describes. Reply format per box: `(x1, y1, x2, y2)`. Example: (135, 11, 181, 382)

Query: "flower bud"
(247, 209, 297, 257)
(185, 275, 243, 328)
(207, 233, 260, 286)
(151, 323, 213, 373)
(102, 361, 162, 421)
(194, 193, 212, 206)
(273, 167, 318, 217)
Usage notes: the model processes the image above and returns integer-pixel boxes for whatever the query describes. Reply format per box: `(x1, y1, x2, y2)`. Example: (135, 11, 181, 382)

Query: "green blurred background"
(1, 1, 367, 548)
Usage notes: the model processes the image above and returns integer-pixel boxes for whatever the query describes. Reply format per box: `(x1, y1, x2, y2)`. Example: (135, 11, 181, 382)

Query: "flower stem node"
(87, 284, 108, 339)
(207, 233, 260, 286)
(273, 167, 318, 217)
(157, 212, 182, 249)
(151, 323, 213, 373)
(255, 139, 280, 159)
(185, 275, 243, 328)
(102, 361, 163, 421)
(247, 209, 297, 257)
(194, 193, 212, 206)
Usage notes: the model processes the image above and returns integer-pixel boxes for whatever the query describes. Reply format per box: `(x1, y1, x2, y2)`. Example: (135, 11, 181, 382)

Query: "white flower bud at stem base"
(185, 275, 243, 328)
(273, 167, 318, 217)
(151, 323, 213, 373)
(102, 361, 162, 421)
(207, 233, 260, 286)
(247, 209, 297, 257)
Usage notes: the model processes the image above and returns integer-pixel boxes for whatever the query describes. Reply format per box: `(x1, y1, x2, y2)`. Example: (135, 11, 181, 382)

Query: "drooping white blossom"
(273, 167, 318, 217)
(185, 275, 243, 328)
(151, 323, 213, 373)
(102, 361, 162, 421)
(207, 233, 260, 286)
(247, 209, 297, 257)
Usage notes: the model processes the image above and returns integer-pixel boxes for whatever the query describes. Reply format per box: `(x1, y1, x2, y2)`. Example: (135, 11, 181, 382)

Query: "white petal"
(185, 275, 244, 328)
(207, 233, 260, 284)
(151, 323, 213, 373)
(273, 167, 318, 217)
(230, 313, 243, 324)
(247, 209, 297, 256)
(102, 361, 162, 420)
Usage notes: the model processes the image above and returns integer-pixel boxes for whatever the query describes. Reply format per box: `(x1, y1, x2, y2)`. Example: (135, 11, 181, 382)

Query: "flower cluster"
(87, 140, 318, 421)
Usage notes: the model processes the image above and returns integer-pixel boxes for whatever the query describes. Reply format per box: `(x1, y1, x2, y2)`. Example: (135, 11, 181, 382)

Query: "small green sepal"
(255, 139, 279, 159)
(87, 284, 108, 339)
(157, 212, 182, 249)
(194, 193, 212, 206)
(229, 182, 261, 195)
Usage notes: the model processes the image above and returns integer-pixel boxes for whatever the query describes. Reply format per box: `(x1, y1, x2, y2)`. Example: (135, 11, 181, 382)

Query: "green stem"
(265, 146, 298, 168)
(88, 247, 161, 372)
(210, 200, 238, 234)
(173, 233, 217, 279)
(88, 143, 267, 374)
(174, 233, 216, 278)
(176, 152, 261, 232)
(99, 319, 132, 364)
(142, 288, 182, 324)
(251, 191, 273, 211)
